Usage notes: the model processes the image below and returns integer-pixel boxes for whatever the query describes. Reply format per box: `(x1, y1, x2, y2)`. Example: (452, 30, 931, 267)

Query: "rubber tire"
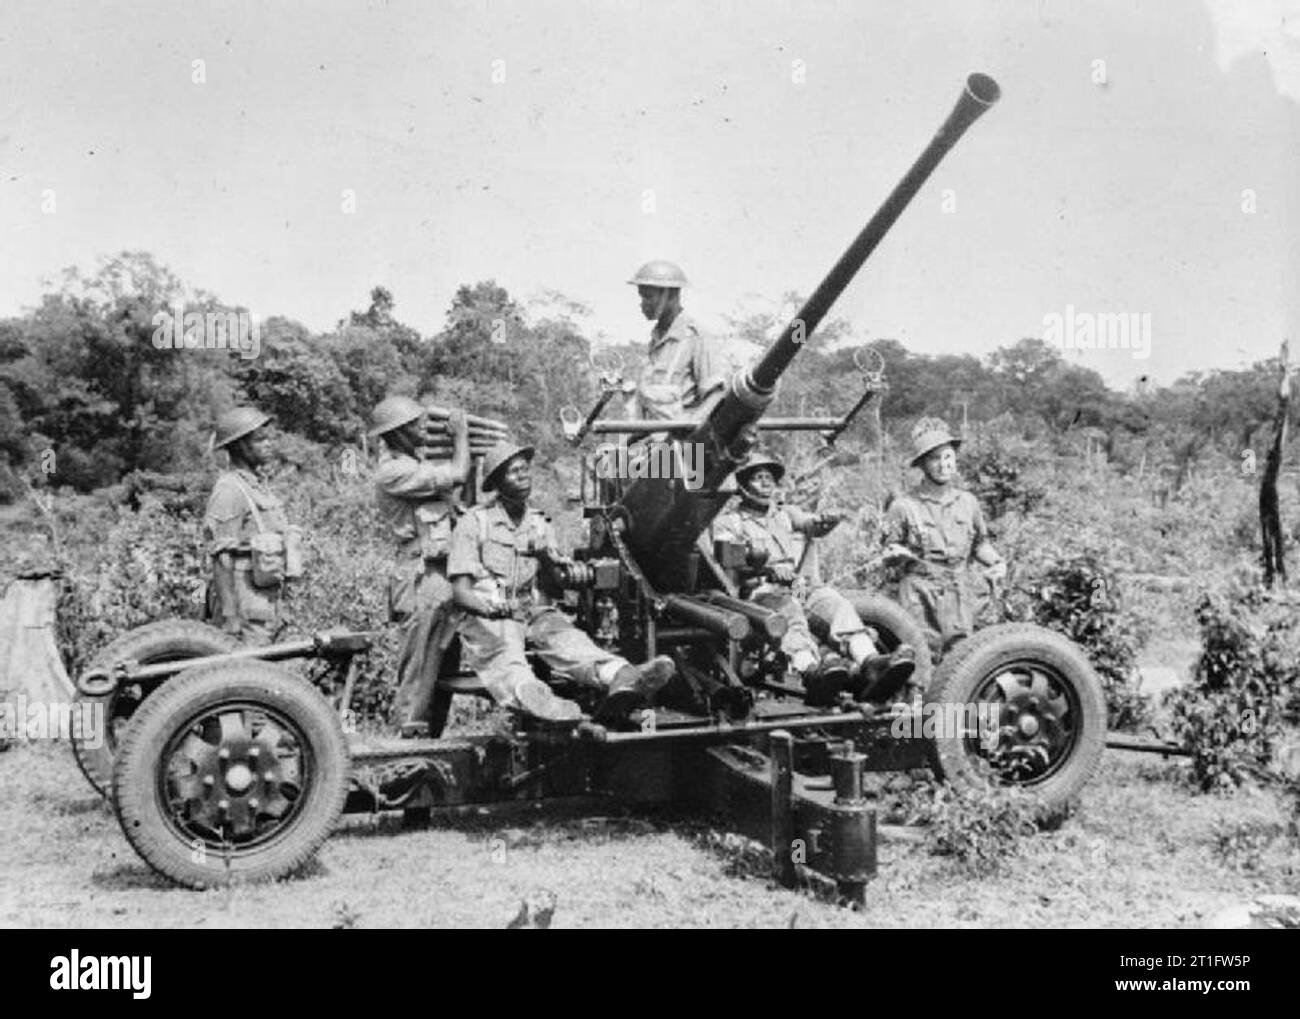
(112, 659, 350, 888)
(843, 591, 934, 695)
(72, 620, 239, 797)
(924, 622, 1106, 818)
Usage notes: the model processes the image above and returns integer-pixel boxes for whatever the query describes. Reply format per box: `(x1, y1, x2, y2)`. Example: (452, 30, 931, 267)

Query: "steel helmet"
(213, 407, 271, 449)
(368, 395, 425, 438)
(627, 260, 689, 289)
(734, 453, 786, 485)
(908, 417, 961, 467)
(481, 440, 535, 493)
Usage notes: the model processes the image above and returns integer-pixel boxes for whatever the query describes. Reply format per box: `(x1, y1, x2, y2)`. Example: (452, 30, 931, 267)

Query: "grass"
(2, 739, 1295, 929)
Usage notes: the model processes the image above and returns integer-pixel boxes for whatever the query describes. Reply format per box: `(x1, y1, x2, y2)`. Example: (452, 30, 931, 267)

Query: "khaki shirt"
(374, 452, 460, 559)
(713, 502, 819, 578)
(884, 483, 990, 567)
(203, 469, 290, 558)
(634, 311, 725, 421)
(448, 503, 557, 598)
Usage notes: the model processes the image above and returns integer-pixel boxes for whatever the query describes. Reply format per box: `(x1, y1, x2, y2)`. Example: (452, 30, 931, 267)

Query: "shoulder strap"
(224, 473, 265, 534)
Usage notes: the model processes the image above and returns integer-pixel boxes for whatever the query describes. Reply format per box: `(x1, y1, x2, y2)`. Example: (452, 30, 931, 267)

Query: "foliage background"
(3, 252, 1297, 758)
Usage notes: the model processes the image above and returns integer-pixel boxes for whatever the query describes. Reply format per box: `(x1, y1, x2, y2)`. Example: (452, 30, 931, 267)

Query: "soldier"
(204, 407, 301, 643)
(369, 395, 471, 733)
(713, 454, 916, 706)
(448, 440, 676, 725)
(627, 260, 727, 423)
(883, 417, 1006, 655)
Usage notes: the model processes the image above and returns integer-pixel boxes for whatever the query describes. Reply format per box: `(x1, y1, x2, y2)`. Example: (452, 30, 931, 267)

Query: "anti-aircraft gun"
(81, 74, 1110, 905)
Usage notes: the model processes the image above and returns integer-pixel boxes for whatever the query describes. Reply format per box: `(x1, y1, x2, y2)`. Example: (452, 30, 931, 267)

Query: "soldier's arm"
(451, 575, 509, 618)
(880, 498, 919, 564)
(211, 553, 242, 634)
(203, 481, 248, 633)
(711, 510, 744, 546)
(376, 456, 462, 500)
(969, 497, 1003, 568)
(691, 333, 726, 407)
(447, 514, 509, 618)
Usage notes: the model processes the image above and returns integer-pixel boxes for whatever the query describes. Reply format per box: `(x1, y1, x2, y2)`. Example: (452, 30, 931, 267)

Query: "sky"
(1, 0, 1297, 389)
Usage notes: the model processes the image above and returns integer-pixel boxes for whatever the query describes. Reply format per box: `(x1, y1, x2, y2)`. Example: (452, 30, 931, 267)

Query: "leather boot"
(855, 645, 917, 703)
(515, 678, 583, 725)
(593, 655, 675, 725)
(802, 653, 852, 708)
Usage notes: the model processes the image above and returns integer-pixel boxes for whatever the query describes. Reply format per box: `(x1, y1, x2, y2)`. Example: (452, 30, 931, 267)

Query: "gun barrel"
(748, 74, 1000, 397)
(620, 74, 1001, 590)
(590, 417, 845, 436)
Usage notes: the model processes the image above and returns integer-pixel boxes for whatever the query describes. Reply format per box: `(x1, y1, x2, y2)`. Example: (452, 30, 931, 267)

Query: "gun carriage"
(73, 74, 1109, 905)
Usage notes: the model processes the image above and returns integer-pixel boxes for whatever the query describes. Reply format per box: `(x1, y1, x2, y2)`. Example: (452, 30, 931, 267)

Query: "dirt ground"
(1, 736, 1295, 929)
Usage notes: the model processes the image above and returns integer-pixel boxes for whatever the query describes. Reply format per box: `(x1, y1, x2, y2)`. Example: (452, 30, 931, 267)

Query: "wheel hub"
(163, 706, 306, 846)
(973, 664, 1077, 783)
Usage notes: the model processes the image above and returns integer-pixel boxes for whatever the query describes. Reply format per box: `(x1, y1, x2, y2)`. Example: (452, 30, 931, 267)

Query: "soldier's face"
(238, 428, 272, 467)
(638, 285, 671, 321)
(496, 457, 532, 502)
(921, 445, 958, 484)
(744, 468, 777, 500)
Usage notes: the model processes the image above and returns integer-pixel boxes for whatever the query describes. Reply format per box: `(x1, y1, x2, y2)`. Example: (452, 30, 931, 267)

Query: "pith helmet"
(481, 440, 535, 492)
(735, 453, 786, 485)
(213, 407, 270, 449)
(908, 417, 961, 467)
(368, 395, 424, 438)
(627, 260, 689, 289)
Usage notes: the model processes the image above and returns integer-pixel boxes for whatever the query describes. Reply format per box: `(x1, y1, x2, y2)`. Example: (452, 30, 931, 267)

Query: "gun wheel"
(72, 620, 239, 797)
(112, 659, 349, 888)
(924, 622, 1106, 818)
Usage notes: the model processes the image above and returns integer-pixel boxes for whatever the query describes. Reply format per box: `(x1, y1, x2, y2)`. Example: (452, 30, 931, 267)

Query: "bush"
(55, 460, 403, 726)
(887, 778, 1044, 873)
(962, 435, 1047, 520)
(1005, 551, 1150, 730)
(1165, 590, 1300, 791)
(56, 498, 210, 679)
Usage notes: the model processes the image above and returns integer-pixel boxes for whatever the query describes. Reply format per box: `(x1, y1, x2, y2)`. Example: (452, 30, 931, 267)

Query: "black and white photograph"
(0, 0, 1297, 952)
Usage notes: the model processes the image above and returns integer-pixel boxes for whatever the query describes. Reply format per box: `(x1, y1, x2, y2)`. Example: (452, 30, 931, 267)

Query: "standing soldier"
(883, 417, 1006, 656)
(448, 440, 675, 725)
(627, 260, 726, 423)
(369, 395, 471, 733)
(713, 454, 916, 705)
(204, 407, 302, 643)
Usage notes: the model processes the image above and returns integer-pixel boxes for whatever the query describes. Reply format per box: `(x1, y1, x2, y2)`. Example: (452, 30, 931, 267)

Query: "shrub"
(1165, 590, 1300, 791)
(1005, 551, 1150, 730)
(55, 461, 402, 725)
(887, 778, 1043, 873)
(962, 437, 1047, 520)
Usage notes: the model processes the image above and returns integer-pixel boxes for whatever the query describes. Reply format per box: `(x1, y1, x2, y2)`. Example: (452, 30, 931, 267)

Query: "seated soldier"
(882, 417, 1006, 655)
(448, 440, 675, 725)
(713, 453, 916, 706)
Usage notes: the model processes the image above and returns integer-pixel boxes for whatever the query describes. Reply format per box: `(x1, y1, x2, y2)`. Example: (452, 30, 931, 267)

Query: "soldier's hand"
(543, 547, 573, 569)
(771, 563, 796, 585)
(812, 512, 843, 537)
(447, 408, 469, 435)
(882, 543, 919, 565)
